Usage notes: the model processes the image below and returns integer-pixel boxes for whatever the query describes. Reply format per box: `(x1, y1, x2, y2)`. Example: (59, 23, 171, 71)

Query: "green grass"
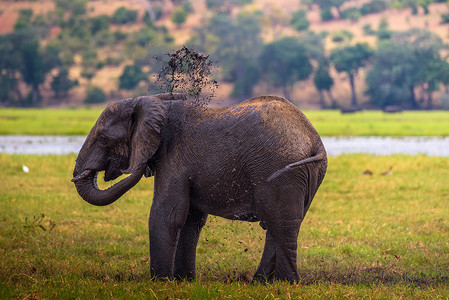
(1, 154, 448, 298)
(0, 107, 104, 135)
(1, 108, 449, 136)
(306, 110, 449, 136)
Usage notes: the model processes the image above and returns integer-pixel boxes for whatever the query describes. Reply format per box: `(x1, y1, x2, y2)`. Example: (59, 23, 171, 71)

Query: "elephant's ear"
(123, 96, 166, 174)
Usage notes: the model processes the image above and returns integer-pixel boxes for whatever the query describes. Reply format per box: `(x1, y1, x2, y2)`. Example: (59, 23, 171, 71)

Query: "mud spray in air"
(153, 46, 219, 107)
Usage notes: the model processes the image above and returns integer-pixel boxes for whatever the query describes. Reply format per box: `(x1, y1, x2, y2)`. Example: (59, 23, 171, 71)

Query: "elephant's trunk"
(72, 167, 145, 206)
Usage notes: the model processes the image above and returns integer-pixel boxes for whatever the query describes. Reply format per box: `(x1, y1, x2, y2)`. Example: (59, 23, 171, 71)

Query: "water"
(0, 136, 86, 155)
(321, 136, 449, 156)
(1, 135, 449, 156)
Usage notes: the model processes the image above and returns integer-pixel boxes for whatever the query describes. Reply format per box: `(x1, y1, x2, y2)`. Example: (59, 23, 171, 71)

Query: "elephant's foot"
(173, 269, 196, 281)
(252, 271, 274, 283)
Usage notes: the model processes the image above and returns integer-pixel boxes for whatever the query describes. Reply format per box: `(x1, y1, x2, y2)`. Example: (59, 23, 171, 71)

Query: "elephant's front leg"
(148, 176, 190, 279)
(173, 208, 208, 280)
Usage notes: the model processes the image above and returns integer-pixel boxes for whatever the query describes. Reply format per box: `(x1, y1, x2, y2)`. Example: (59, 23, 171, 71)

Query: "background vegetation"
(2, 0, 449, 109)
(1, 154, 448, 298)
(2, 108, 449, 136)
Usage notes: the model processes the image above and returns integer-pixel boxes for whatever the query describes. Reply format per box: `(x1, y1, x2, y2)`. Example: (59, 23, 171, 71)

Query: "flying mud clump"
(155, 46, 218, 106)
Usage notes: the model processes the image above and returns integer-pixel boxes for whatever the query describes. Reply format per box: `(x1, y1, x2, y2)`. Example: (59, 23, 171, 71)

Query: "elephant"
(72, 93, 327, 283)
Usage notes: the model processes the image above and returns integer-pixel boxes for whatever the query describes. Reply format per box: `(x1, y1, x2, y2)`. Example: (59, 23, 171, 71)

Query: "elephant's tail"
(267, 142, 326, 182)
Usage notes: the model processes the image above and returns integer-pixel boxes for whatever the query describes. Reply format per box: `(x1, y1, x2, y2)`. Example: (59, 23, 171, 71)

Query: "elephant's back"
(247, 96, 323, 163)
(248, 95, 320, 141)
(229, 95, 314, 129)
(187, 95, 323, 167)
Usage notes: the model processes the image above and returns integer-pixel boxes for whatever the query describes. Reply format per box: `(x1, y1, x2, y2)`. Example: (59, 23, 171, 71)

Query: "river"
(1, 135, 449, 156)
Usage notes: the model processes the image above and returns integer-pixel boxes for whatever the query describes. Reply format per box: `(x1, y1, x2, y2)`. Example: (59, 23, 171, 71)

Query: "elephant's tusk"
(71, 169, 93, 182)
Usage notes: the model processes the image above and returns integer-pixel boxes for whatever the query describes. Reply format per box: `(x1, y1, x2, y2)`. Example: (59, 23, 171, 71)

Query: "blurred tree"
(290, 9, 309, 32)
(32, 11, 56, 38)
(366, 29, 448, 109)
(419, 0, 432, 14)
(0, 34, 24, 104)
(203, 12, 262, 99)
(314, 60, 337, 108)
(299, 31, 327, 62)
(376, 17, 392, 40)
(441, 12, 449, 24)
(360, 0, 388, 15)
(119, 64, 147, 90)
(400, 0, 419, 14)
(301, 0, 314, 9)
(171, 7, 188, 27)
(331, 30, 354, 44)
(362, 24, 376, 36)
(231, 63, 260, 99)
(81, 48, 101, 82)
(90, 15, 110, 35)
(298, 32, 337, 108)
(51, 68, 78, 99)
(260, 4, 288, 41)
(0, 29, 77, 106)
(312, 0, 347, 20)
(0, 29, 65, 105)
(20, 35, 48, 104)
(366, 42, 419, 108)
(112, 7, 138, 24)
(135, 28, 158, 46)
(340, 7, 362, 22)
(70, 0, 87, 16)
(259, 37, 312, 99)
(206, 0, 252, 14)
(84, 85, 107, 104)
(320, 7, 334, 21)
(330, 43, 373, 107)
(14, 9, 33, 31)
(55, 0, 88, 19)
(143, 6, 163, 26)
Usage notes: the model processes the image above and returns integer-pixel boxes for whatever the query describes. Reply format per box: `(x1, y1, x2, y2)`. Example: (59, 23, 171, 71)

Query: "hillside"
(0, 0, 448, 108)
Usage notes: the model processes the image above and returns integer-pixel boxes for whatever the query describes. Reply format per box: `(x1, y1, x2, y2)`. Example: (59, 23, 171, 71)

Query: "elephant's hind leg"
(254, 183, 304, 283)
(253, 230, 276, 282)
(173, 208, 208, 280)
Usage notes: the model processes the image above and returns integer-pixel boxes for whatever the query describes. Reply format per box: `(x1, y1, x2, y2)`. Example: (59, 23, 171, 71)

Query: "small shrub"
(112, 7, 138, 25)
(171, 6, 188, 26)
(113, 30, 128, 41)
(90, 15, 110, 35)
(119, 64, 147, 90)
(320, 7, 334, 21)
(135, 28, 158, 46)
(362, 24, 375, 35)
(84, 86, 106, 104)
(331, 30, 354, 43)
(441, 12, 449, 24)
(14, 9, 33, 30)
(340, 8, 361, 21)
(360, 0, 388, 16)
(440, 93, 449, 110)
(291, 9, 310, 31)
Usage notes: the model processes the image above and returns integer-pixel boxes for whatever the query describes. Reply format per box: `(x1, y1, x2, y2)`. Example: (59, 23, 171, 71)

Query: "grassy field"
(1, 107, 449, 136)
(1, 154, 448, 298)
(0, 107, 103, 136)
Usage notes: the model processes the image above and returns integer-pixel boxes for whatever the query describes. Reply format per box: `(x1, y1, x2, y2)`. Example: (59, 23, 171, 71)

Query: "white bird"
(22, 165, 29, 173)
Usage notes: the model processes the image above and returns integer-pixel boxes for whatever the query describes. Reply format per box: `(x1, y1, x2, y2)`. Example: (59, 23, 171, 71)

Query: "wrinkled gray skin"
(72, 93, 327, 283)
